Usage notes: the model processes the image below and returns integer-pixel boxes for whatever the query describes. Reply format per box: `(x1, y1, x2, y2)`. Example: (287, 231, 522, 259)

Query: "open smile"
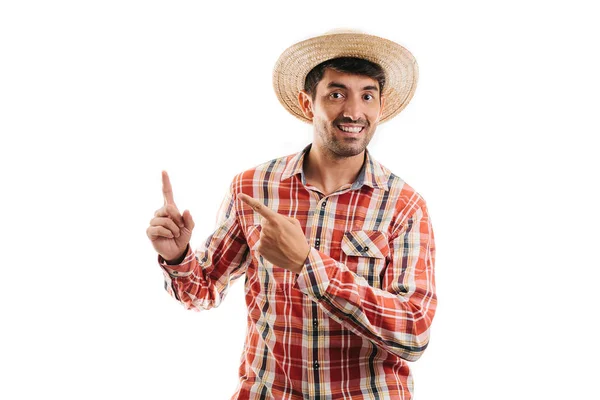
(336, 124, 365, 134)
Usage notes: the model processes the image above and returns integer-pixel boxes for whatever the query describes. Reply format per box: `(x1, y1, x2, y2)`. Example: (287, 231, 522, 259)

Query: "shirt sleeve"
(158, 182, 251, 311)
(294, 203, 437, 362)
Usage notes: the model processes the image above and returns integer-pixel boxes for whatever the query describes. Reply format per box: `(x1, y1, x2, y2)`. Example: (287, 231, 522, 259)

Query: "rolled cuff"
(294, 247, 338, 300)
(158, 245, 195, 278)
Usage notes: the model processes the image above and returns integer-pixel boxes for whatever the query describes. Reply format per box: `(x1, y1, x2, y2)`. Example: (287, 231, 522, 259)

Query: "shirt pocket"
(341, 230, 390, 289)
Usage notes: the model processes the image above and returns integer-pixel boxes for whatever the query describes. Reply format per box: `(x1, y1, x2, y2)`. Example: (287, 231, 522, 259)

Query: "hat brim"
(273, 32, 418, 124)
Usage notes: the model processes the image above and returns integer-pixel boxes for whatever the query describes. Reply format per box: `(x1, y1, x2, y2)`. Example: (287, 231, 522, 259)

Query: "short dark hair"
(303, 57, 386, 99)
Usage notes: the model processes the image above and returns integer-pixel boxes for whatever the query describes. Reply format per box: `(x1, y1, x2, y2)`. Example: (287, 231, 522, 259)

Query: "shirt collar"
(281, 144, 389, 191)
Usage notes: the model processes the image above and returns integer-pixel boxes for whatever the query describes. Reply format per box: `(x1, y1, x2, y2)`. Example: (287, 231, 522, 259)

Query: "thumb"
(182, 209, 195, 231)
(285, 216, 301, 227)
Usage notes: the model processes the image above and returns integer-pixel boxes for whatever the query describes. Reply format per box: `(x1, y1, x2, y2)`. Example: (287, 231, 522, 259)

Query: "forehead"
(316, 68, 379, 92)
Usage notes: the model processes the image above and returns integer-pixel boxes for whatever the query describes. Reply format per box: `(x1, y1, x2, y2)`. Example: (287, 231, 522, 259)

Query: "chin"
(331, 144, 367, 158)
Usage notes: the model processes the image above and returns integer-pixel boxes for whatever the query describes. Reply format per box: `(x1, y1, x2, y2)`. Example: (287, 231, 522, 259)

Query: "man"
(147, 31, 436, 399)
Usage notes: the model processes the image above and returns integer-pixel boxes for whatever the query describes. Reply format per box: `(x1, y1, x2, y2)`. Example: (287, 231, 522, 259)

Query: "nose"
(342, 96, 362, 121)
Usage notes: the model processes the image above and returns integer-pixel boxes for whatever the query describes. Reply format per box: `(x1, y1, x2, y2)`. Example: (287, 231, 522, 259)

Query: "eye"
(329, 92, 344, 99)
(363, 94, 375, 101)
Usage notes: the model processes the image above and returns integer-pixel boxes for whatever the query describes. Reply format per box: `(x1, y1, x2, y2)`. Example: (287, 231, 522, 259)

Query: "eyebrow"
(327, 82, 380, 92)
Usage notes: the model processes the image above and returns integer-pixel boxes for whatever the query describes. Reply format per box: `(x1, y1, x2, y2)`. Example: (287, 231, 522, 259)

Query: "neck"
(303, 144, 365, 196)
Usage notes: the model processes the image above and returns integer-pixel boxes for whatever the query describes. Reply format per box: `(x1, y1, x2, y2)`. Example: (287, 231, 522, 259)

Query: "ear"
(298, 90, 314, 120)
(378, 95, 386, 120)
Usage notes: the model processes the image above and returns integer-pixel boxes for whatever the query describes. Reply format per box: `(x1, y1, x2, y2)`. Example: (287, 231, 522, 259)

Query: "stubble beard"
(315, 118, 375, 160)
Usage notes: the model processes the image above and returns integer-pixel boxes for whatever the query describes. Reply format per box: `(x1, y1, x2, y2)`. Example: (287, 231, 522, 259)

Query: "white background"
(1, 1, 599, 399)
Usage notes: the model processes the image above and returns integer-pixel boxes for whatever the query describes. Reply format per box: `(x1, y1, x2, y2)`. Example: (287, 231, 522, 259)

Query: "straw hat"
(273, 30, 418, 124)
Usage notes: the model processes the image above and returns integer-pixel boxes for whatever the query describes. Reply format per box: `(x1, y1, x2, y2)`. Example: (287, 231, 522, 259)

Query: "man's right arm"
(148, 172, 251, 311)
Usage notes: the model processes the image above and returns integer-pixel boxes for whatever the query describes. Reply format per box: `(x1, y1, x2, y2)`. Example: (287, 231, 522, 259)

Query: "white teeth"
(338, 125, 363, 133)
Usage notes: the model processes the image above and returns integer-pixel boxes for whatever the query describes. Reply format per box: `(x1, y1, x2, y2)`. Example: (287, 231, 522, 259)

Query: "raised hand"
(238, 193, 310, 274)
(147, 171, 195, 263)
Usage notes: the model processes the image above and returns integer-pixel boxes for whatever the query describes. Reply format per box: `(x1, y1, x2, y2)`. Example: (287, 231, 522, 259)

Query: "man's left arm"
(295, 205, 436, 362)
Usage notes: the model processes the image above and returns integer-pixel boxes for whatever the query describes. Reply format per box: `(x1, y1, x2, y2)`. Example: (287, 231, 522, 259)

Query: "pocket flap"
(341, 230, 389, 259)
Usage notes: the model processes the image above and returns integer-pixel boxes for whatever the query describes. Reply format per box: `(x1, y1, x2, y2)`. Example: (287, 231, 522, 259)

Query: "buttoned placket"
(302, 180, 358, 398)
(309, 194, 328, 394)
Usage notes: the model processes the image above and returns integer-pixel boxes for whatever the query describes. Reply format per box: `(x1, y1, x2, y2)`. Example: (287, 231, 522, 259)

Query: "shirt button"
(363, 246, 369, 252)
(172, 270, 178, 275)
(313, 318, 318, 328)
(321, 201, 327, 208)
(314, 361, 319, 369)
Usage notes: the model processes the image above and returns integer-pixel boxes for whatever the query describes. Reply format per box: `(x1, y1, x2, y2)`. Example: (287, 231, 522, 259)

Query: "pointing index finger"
(162, 170, 176, 205)
(238, 193, 278, 220)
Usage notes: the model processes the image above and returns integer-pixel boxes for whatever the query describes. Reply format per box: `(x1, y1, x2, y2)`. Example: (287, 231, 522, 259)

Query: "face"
(299, 68, 385, 159)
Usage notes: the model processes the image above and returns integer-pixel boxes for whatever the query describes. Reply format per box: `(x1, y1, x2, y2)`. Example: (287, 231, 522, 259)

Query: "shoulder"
(229, 152, 296, 191)
(372, 157, 430, 221)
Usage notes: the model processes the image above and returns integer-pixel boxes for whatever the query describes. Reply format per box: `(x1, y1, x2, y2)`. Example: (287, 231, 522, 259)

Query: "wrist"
(292, 245, 311, 274)
(164, 244, 189, 265)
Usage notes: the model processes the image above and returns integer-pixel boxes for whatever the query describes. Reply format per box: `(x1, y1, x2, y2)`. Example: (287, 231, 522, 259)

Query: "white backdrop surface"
(1, 1, 599, 399)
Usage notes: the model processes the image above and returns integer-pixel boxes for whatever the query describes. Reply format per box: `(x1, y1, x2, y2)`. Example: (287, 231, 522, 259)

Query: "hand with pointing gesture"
(238, 193, 310, 274)
(147, 171, 195, 263)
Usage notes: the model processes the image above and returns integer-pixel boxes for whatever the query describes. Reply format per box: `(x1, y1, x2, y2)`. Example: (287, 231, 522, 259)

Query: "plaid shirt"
(159, 144, 436, 399)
